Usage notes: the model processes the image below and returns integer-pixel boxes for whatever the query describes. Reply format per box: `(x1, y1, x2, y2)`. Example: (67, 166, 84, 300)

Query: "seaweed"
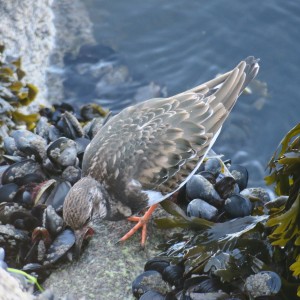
(266, 122, 300, 297)
(0, 45, 39, 160)
(152, 123, 300, 298)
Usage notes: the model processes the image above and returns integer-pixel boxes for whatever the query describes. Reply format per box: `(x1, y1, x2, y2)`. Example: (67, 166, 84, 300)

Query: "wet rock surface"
(44, 209, 176, 300)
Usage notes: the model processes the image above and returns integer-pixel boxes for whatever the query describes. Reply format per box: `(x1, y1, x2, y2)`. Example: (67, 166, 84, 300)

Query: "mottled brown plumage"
(63, 57, 259, 252)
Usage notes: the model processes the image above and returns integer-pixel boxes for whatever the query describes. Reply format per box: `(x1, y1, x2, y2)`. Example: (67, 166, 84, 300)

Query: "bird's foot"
(119, 204, 158, 247)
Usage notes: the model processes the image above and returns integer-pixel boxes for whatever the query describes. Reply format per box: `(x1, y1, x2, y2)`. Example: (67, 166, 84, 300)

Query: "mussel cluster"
(0, 102, 107, 281)
(132, 158, 283, 300)
(183, 157, 271, 222)
(132, 256, 282, 299)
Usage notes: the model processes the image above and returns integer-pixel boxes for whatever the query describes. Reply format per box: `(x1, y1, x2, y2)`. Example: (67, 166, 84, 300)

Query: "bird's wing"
(83, 57, 259, 204)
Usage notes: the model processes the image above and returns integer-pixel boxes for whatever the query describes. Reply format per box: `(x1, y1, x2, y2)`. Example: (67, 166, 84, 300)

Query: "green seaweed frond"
(7, 267, 44, 292)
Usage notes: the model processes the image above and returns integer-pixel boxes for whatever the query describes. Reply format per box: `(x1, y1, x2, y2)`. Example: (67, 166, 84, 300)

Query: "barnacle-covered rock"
(0, 224, 29, 262)
(245, 271, 281, 298)
(0, 267, 34, 300)
(0, 202, 28, 224)
(61, 166, 81, 184)
(241, 188, 271, 204)
(0, 247, 7, 270)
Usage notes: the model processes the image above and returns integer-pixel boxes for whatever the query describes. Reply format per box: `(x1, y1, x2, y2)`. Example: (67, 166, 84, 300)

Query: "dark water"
(67, 0, 300, 187)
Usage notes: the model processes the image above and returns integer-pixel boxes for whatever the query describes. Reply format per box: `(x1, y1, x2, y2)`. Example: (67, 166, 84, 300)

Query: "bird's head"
(63, 176, 108, 257)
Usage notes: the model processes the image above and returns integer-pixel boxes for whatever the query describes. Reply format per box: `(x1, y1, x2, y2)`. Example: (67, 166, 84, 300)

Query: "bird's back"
(82, 57, 259, 216)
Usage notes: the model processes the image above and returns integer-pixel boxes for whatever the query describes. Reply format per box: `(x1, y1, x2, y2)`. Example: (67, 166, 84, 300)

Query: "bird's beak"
(74, 227, 94, 259)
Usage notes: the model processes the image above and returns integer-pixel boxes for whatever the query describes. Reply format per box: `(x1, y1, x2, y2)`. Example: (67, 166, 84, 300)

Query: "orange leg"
(119, 204, 158, 247)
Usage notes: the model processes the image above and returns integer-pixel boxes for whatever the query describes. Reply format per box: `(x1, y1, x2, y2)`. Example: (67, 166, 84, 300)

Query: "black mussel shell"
(132, 270, 169, 299)
(14, 173, 45, 186)
(75, 137, 90, 155)
(47, 137, 78, 167)
(140, 290, 166, 300)
(162, 264, 184, 287)
(43, 158, 62, 175)
(0, 183, 19, 203)
(45, 181, 71, 211)
(22, 263, 50, 282)
(54, 102, 74, 113)
(187, 199, 218, 221)
(35, 116, 50, 141)
(43, 229, 75, 265)
(254, 296, 282, 300)
(229, 164, 248, 191)
(186, 175, 223, 207)
(43, 205, 64, 235)
(215, 176, 238, 199)
(80, 103, 107, 121)
(198, 171, 216, 185)
(20, 190, 32, 207)
(3, 136, 17, 155)
(22, 262, 43, 272)
(2, 155, 25, 164)
(183, 275, 225, 296)
(83, 117, 104, 139)
(57, 111, 84, 139)
(39, 107, 53, 119)
(33, 179, 56, 207)
(144, 258, 170, 274)
(36, 117, 62, 143)
(245, 271, 281, 298)
(48, 125, 61, 142)
(0, 165, 10, 180)
(1, 159, 45, 186)
(204, 158, 222, 176)
(11, 129, 47, 162)
(31, 204, 47, 223)
(224, 194, 253, 218)
(9, 211, 40, 231)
